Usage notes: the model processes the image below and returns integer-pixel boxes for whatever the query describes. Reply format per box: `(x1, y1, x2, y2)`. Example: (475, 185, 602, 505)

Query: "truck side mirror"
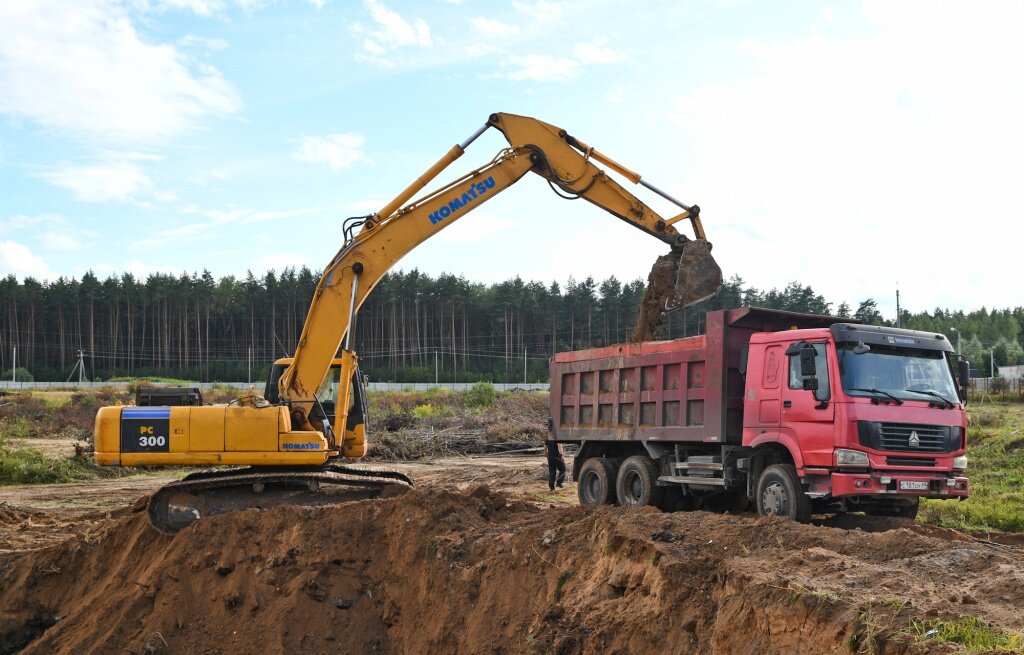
(799, 345, 817, 377)
(958, 357, 970, 403)
(802, 378, 819, 391)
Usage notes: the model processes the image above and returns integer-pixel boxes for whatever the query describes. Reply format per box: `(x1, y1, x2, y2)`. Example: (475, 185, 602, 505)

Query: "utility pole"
(434, 349, 438, 385)
(11, 346, 15, 382)
(524, 348, 527, 385)
(247, 345, 252, 384)
(949, 327, 960, 354)
(895, 286, 901, 328)
(991, 349, 996, 378)
(78, 349, 85, 383)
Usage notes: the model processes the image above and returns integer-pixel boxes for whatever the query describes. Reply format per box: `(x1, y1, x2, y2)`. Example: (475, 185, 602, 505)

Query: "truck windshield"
(836, 344, 957, 403)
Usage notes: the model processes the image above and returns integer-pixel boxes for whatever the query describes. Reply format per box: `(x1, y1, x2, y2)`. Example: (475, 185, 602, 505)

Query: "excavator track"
(146, 464, 413, 535)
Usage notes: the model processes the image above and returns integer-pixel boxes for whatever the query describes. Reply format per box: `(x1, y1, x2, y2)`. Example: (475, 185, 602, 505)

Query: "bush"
(0, 435, 83, 484)
(0, 367, 34, 382)
(413, 404, 434, 419)
(466, 381, 496, 408)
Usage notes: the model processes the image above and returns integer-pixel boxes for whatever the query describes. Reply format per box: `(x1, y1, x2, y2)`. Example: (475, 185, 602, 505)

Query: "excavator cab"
(265, 357, 368, 454)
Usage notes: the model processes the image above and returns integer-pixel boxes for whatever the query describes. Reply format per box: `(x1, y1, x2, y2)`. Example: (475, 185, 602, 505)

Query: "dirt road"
(1, 456, 1022, 654)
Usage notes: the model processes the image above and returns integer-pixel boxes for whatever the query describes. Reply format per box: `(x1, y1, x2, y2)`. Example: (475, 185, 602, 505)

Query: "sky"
(1, 0, 1022, 320)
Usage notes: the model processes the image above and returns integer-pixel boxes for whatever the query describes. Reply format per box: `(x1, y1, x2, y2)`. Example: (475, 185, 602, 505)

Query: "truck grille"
(878, 423, 948, 452)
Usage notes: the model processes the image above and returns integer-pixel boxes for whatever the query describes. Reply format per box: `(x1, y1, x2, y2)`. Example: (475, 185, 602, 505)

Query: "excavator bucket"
(630, 239, 723, 342)
(665, 239, 723, 311)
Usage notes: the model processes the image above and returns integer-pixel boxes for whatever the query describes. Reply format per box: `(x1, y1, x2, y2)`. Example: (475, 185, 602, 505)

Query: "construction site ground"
(2, 454, 1022, 655)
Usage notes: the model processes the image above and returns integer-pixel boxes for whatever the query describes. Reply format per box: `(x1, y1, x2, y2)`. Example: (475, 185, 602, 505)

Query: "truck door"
(750, 344, 784, 428)
(781, 343, 835, 468)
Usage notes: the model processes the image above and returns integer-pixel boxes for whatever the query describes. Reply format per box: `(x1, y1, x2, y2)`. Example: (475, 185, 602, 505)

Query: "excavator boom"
(93, 112, 722, 533)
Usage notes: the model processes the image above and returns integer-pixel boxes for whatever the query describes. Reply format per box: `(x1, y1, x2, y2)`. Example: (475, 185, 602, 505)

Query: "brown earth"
(1, 456, 1022, 655)
(630, 240, 723, 343)
(630, 250, 680, 342)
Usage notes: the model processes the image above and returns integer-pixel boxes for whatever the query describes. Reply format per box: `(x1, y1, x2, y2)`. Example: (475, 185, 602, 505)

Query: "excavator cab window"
(346, 368, 368, 433)
(264, 363, 287, 404)
(315, 365, 341, 425)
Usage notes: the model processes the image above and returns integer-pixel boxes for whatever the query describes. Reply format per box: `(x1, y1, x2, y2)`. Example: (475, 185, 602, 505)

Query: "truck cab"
(743, 323, 969, 518)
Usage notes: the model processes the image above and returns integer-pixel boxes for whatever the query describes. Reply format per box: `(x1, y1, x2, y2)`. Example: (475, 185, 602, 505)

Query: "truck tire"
(755, 464, 811, 522)
(577, 457, 618, 507)
(615, 455, 665, 509)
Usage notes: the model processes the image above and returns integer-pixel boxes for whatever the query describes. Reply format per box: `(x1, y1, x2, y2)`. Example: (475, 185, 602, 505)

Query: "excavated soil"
(631, 240, 723, 343)
(2, 477, 1023, 655)
(630, 250, 680, 342)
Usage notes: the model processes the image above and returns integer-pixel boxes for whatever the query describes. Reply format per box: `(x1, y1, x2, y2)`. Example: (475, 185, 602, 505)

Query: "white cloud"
(140, 0, 266, 16)
(0, 0, 242, 146)
(1, 214, 90, 252)
(178, 34, 230, 51)
(470, 17, 520, 39)
(512, 0, 563, 24)
(308, 0, 325, 8)
(355, 0, 432, 66)
(0, 213, 62, 233)
(41, 160, 172, 204)
(42, 232, 84, 252)
(503, 42, 624, 82)
(606, 83, 632, 104)
(662, 0, 1024, 314)
(507, 55, 579, 81)
(294, 133, 368, 170)
(572, 42, 625, 65)
(0, 241, 53, 279)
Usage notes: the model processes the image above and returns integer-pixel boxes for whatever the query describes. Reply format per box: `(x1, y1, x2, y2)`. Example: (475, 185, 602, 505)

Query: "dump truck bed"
(550, 308, 847, 445)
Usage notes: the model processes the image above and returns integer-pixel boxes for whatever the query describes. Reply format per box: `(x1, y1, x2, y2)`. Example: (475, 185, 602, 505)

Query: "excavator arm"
(279, 113, 722, 453)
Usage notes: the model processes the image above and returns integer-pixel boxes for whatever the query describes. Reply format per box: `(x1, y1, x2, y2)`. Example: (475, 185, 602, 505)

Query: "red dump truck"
(550, 307, 970, 520)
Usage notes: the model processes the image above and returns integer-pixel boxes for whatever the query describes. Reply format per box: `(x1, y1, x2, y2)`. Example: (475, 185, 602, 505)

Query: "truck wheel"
(615, 455, 665, 509)
(755, 464, 811, 522)
(577, 457, 618, 507)
(897, 498, 920, 519)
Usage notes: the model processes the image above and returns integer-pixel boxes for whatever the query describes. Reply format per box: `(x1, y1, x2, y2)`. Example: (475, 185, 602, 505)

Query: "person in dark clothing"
(544, 439, 566, 491)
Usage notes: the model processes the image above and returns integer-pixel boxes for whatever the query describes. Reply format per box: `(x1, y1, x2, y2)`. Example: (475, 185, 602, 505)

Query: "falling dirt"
(1, 464, 1022, 654)
(630, 240, 723, 343)
(630, 250, 680, 342)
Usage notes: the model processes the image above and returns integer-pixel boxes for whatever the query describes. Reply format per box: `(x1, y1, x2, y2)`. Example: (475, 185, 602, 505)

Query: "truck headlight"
(952, 455, 968, 471)
(836, 448, 869, 468)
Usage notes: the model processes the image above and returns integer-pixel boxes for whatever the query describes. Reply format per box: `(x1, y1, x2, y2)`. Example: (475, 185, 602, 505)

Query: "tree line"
(1, 270, 1021, 383)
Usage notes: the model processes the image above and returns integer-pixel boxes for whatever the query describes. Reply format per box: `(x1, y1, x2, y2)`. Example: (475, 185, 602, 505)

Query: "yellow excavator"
(94, 112, 723, 533)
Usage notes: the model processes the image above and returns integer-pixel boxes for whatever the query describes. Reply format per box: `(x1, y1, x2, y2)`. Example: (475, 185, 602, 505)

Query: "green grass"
(0, 434, 93, 484)
(908, 616, 1023, 652)
(105, 376, 199, 385)
(919, 402, 1024, 533)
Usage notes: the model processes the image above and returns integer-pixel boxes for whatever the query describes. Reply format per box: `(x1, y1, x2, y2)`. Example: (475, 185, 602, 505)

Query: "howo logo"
(908, 431, 920, 448)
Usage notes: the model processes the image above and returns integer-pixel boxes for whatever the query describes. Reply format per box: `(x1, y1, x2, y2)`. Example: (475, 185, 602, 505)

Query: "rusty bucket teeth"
(665, 239, 723, 311)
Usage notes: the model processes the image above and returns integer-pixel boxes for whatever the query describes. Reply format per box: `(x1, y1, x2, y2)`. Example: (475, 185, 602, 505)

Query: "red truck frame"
(550, 308, 970, 521)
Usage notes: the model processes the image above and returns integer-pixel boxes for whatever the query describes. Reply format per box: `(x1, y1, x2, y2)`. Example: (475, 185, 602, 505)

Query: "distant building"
(997, 364, 1024, 381)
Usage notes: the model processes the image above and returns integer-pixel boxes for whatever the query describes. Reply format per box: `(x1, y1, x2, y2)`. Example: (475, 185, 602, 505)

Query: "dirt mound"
(2, 488, 1022, 654)
(0, 504, 33, 526)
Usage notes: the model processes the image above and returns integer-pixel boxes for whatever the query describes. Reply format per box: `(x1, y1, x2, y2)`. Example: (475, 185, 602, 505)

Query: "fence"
(0, 381, 550, 392)
(969, 377, 1024, 402)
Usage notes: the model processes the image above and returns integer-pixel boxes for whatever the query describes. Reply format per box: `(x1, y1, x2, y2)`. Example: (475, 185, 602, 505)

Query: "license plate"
(899, 480, 929, 491)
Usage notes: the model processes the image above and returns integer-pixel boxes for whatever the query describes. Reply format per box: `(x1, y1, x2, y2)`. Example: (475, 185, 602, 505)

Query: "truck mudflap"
(829, 472, 968, 499)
